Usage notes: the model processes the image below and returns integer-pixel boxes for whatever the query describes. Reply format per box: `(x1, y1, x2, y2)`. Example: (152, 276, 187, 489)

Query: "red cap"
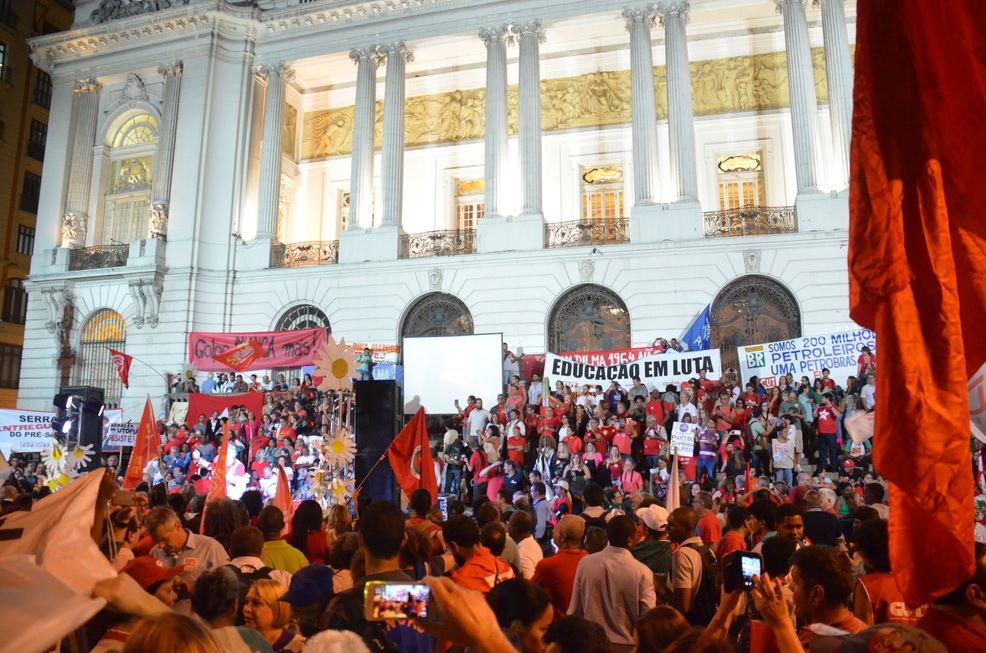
(843, 459, 856, 468)
(122, 555, 184, 589)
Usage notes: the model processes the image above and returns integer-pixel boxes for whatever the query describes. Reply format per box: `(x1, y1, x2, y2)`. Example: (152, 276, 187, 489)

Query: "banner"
(122, 397, 158, 490)
(0, 409, 55, 453)
(351, 342, 401, 365)
(102, 422, 139, 450)
(669, 422, 698, 455)
(184, 392, 264, 430)
(543, 347, 722, 390)
(210, 339, 265, 372)
(737, 327, 876, 388)
(189, 327, 327, 372)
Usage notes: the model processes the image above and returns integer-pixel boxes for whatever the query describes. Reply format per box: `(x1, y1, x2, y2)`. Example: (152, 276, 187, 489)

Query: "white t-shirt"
(677, 403, 699, 422)
(671, 536, 704, 590)
(861, 384, 877, 410)
(468, 408, 491, 436)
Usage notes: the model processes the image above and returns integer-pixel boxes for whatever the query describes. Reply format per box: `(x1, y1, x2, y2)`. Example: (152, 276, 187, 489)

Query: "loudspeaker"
(55, 385, 105, 474)
(354, 380, 401, 504)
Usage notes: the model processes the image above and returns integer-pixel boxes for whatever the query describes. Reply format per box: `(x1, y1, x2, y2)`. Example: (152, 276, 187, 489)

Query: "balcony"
(68, 245, 130, 271)
(270, 240, 339, 268)
(399, 228, 476, 259)
(703, 205, 798, 238)
(544, 217, 629, 249)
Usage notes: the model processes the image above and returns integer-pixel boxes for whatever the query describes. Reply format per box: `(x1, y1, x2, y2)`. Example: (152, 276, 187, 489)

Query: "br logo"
(746, 351, 766, 368)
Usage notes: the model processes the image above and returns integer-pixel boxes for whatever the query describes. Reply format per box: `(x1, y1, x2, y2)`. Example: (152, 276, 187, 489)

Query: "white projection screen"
(402, 333, 503, 414)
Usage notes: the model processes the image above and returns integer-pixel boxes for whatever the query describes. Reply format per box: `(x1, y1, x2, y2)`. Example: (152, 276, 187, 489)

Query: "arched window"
(102, 112, 158, 245)
(401, 293, 474, 342)
(76, 309, 127, 407)
(548, 284, 631, 353)
(710, 275, 801, 371)
(276, 304, 331, 332)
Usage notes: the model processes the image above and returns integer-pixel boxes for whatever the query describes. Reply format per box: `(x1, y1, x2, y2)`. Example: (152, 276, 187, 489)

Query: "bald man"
(508, 510, 543, 579)
(532, 515, 588, 619)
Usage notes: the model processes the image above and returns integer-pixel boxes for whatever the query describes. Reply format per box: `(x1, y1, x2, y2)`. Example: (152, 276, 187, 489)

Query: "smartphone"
(112, 490, 135, 506)
(723, 551, 764, 592)
(364, 581, 434, 621)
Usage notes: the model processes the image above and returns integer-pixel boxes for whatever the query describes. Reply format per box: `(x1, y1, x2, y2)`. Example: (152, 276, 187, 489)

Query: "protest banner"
(737, 327, 876, 388)
(0, 409, 55, 453)
(102, 422, 138, 451)
(669, 422, 698, 455)
(351, 342, 401, 365)
(543, 347, 722, 390)
(189, 327, 327, 372)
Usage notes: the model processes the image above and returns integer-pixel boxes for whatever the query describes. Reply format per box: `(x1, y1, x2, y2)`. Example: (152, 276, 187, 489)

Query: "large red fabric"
(189, 328, 327, 372)
(387, 407, 439, 502)
(200, 422, 232, 534)
(849, 0, 986, 605)
(185, 393, 264, 429)
(121, 397, 158, 490)
(107, 349, 132, 389)
(210, 340, 265, 372)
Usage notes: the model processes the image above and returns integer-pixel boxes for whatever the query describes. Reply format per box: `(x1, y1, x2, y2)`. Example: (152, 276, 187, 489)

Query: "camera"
(722, 551, 763, 593)
(364, 581, 435, 621)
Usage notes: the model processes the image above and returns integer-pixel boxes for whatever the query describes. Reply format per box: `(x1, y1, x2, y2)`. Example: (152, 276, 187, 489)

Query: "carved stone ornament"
(655, 1, 691, 26)
(579, 259, 595, 282)
(41, 286, 74, 346)
(744, 248, 762, 274)
(74, 78, 103, 94)
(428, 268, 443, 291)
(479, 25, 514, 47)
(158, 60, 184, 77)
(775, 0, 808, 14)
(150, 202, 169, 239)
(256, 61, 296, 83)
(121, 73, 150, 108)
(128, 279, 147, 328)
(511, 21, 547, 44)
(622, 7, 656, 31)
(62, 212, 88, 248)
(90, 0, 190, 25)
(377, 41, 414, 65)
(128, 277, 164, 328)
(349, 47, 379, 66)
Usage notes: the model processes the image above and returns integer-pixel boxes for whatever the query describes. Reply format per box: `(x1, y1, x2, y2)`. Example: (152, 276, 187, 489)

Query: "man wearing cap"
(532, 515, 587, 619)
(508, 510, 543, 579)
(145, 507, 230, 582)
(552, 480, 572, 524)
(88, 556, 181, 651)
(278, 564, 336, 638)
(632, 504, 672, 575)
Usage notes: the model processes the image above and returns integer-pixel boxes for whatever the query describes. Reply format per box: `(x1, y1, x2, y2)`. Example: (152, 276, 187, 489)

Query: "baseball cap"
(278, 563, 335, 607)
(809, 624, 946, 653)
(121, 556, 184, 590)
(843, 459, 856, 468)
(635, 504, 669, 532)
(554, 480, 570, 492)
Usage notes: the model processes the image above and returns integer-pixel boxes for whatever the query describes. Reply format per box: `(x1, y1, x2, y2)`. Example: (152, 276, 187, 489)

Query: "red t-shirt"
(916, 607, 986, 653)
(699, 511, 722, 545)
(538, 416, 561, 436)
(816, 405, 838, 434)
(506, 435, 526, 467)
(563, 435, 584, 454)
(531, 549, 588, 619)
(643, 428, 667, 456)
(645, 400, 668, 424)
(612, 430, 632, 455)
(716, 530, 747, 569)
(608, 461, 622, 481)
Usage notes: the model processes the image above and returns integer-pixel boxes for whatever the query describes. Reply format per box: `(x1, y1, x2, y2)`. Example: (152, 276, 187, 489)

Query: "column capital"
(622, 6, 656, 31)
(479, 25, 514, 47)
(377, 41, 414, 64)
(74, 78, 102, 93)
(811, 0, 843, 7)
(158, 61, 183, 77)
(511, 20, 547, 44)
(655, 1, 691, 26)
(349, 47, 380, 65)
(256, 61, 295, 83)
(775, 0, 808, 14)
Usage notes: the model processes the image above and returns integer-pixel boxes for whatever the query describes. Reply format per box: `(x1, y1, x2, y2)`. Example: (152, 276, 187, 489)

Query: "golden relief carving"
(283, 104, 298, 159)
(302, 46, 843, 160)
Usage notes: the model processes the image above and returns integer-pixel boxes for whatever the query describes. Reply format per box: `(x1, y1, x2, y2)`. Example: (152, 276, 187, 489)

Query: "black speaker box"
(353, 380, 401, 503)
(57, 385, 105, 474)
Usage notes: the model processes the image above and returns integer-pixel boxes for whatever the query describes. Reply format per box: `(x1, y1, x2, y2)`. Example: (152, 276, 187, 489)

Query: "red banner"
(185, 393, 264, 430)
(189, 328, 327, 372)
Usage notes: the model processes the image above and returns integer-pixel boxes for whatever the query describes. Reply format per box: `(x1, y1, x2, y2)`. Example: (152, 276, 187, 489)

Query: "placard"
(738, 327, 876, 388)
(102, 422, 139, 450)
(669, 421, 698, 455)
(544, 347, 722, 390)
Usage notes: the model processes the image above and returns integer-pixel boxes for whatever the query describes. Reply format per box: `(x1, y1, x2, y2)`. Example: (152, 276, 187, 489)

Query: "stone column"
(623, 7, 659, 206)
(776, 0, 820, 193)
(657, 1, 699, 202)
(149, 61, 183, 239)
(512, 21, 546, 217)
(349, 47, 378, 230)
(62, 78, 102, 248)
(480, 25, 511, 218)
(378, 41, 413, 228)
(255, 62, 294, 240)
(816, 0, 852, 189)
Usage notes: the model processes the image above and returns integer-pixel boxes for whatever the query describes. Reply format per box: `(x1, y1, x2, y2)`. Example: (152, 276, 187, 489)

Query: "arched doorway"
(276, 304, 331, 332)
(76, 309, 127, 407)
(710, 275, 801, 373)
(548, 284, 631, 353)
(400, 292, 474, 342)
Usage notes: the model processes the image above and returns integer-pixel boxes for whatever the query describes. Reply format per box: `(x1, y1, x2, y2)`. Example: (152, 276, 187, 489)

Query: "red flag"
(849, 0, 986, 604)
(387, 407, 439, 502)
(272, 464, 294, 536)
(744, 462, 751, 500)
(121, 397, 158, 490)
(107, 348, 132, 389)
(211, 339, 265, 373)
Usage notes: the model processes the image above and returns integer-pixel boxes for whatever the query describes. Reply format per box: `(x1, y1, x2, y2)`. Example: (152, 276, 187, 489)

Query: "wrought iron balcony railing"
(399, 229, 476, 259)
(544, 217, 630, 249)
(703, 205, 798, 238)
(68, 244, 130, 271)
(270, 240, 340, 268)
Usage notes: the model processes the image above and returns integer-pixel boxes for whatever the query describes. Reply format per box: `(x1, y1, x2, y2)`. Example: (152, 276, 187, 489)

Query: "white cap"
(635, 504, 669, 532)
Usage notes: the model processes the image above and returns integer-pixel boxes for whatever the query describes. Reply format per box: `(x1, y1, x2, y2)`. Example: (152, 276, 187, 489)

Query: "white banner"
(737, 328, 877, 388)
(0, 409, 54, 453)
(669, 421, 698, 455)
(103, 422, 138, 450)
(543, 348, 722, 390)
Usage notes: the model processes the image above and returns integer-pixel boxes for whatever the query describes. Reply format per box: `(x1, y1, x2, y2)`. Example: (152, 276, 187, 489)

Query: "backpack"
(681, 543, 722, 626)
(224, 564, 273, 625)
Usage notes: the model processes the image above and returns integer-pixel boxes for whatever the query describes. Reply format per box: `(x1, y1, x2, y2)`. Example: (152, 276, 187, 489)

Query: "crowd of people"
(2, 355, 985, 653)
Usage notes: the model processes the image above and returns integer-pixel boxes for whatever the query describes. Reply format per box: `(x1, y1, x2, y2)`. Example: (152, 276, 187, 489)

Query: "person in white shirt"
(860, 373, 877, 411)
(467, 398, 491, 440)
(259, 375, 274, 392)
(508, 510, 543, 579)
(677, 395, 699, 422)
(528, 373, 544, 407)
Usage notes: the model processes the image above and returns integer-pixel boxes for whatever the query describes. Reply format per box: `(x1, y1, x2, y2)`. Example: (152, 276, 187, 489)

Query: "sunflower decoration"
(41, 438, 69, 474)
(67, 443, 95, 471)
(321, 429, 357, 466)
(313, 335, 358, 392)
(43, 469, 76, 492)
(178, 360, 198, 381)
(326, 477, 355, 505)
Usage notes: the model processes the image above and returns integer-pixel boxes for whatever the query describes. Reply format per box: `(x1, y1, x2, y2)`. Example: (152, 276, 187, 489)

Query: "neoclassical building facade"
(20, 0, 855, 411)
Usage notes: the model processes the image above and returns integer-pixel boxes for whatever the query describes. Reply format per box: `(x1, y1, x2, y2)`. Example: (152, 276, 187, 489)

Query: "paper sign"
(669, 421, 698, 455)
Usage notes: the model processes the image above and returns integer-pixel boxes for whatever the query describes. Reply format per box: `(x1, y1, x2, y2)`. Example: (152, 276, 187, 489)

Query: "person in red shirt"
(712, 390, 737, 435)
(506, 425, 527, 468)
(537, 406, 561, 441)
(694, 491, 722, 545)
(852, 519, 927, 626)
(445, 516, 515, 594)
(814, 396, 842, 473)
(611, 418, 632, 457)
(789, 546, 867, 646)
(531, 515, 588, 619)
(915, 541, 986, 653)
(408, 488, 444, 556)
(715, 505, 751, 571)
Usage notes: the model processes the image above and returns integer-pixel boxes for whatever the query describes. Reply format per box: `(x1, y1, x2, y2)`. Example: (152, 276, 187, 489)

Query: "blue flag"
(682, 305, 711, 351)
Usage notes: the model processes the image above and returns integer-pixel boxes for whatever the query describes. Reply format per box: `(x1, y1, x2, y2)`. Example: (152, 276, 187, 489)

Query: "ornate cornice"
(262, 0, 475, 35)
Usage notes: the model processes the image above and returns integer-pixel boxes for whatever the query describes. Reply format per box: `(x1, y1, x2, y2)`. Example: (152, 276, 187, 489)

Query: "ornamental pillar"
(512, 21, 546, 217)
(776, 0, 821, 193)
(255, 62, 294, 240)
(378, 41, 413, 228)
(149, 61, 182, 239)
(480, 26, 511, 218)
(348, 47, 379, 230)
(62, 78, 102, 248)
(657, 1, 699, 202)
(623, 7, 660, 206)
(816, 0, 852, 189)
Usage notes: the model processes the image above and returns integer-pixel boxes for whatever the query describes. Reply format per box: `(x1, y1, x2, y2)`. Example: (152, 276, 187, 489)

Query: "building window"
(548, 284, 631, 354)
(20, 172, 42, 214)
(717, 153, 765, 212)
(0, 0, 16, 29)
(103, 113, 157, 245)
(0, 41, 8, 83)
(581, 166, 625, 223)
(0, 345, 22, 390)
(34, 71, 52, 109)
(2, 279, 26, 325)
(16, 224, 35, 256)
(400, 292, 474, 342)
(76, 310, 127, 406)
(276, 304, 331, 332)
(338, 191, 350, 235)
(27, 120, 47, 161)
(454, 179, 484, 230)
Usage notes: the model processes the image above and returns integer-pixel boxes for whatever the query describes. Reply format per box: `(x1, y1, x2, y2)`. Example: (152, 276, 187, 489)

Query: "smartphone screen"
(740, 554, 762, 589)
(364, 582, 432, 621)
